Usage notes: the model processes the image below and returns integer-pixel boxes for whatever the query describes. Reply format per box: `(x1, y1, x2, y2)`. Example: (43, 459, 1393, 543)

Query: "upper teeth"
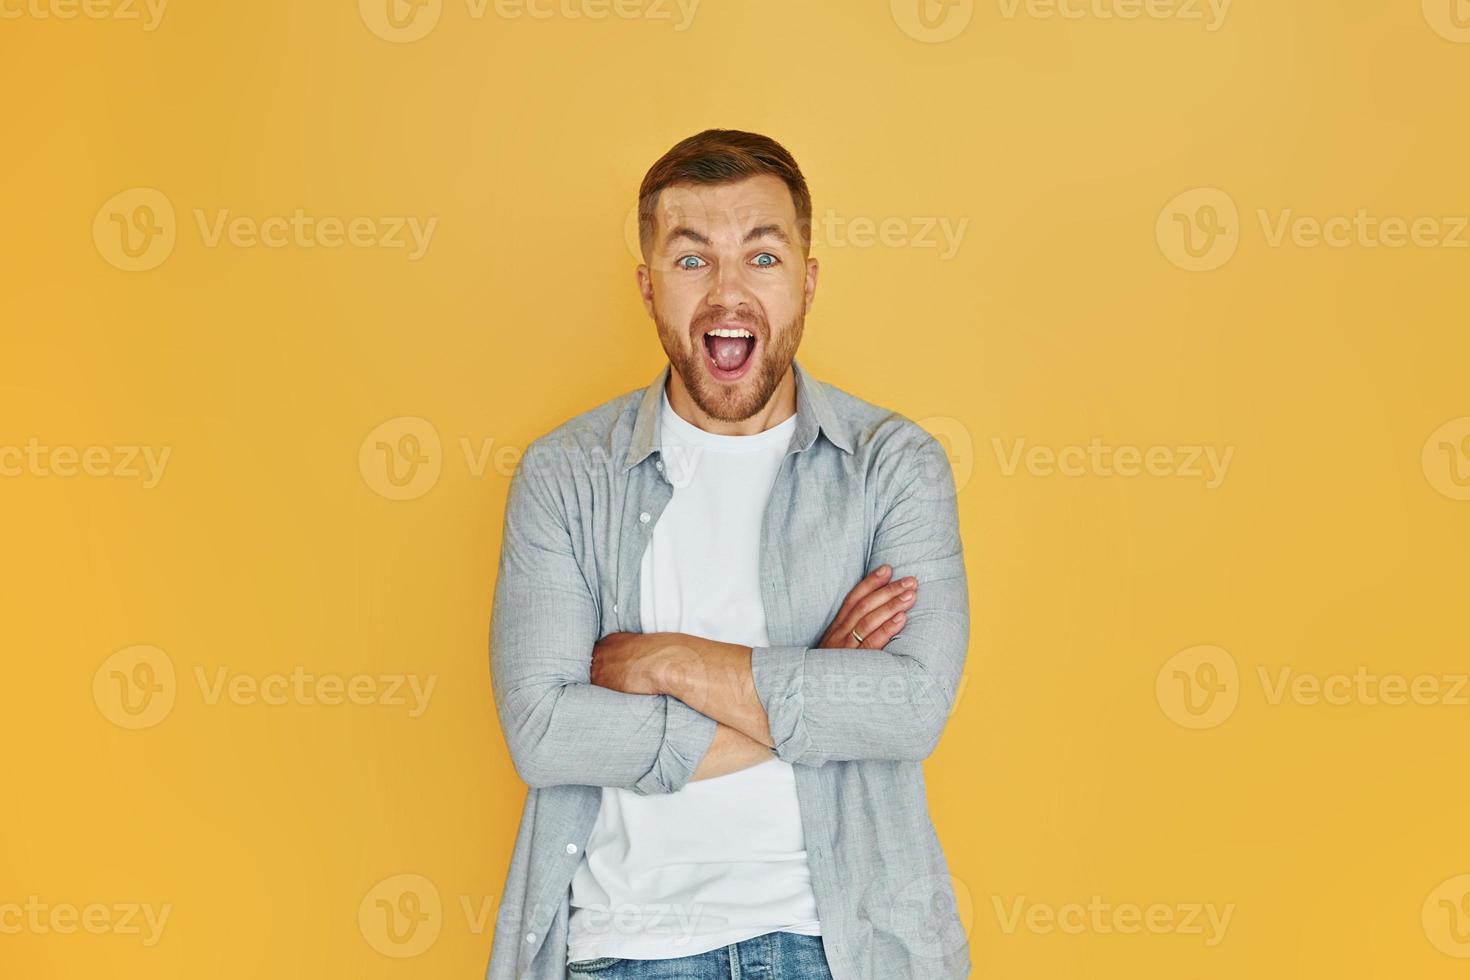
(707, 328, 754, 338)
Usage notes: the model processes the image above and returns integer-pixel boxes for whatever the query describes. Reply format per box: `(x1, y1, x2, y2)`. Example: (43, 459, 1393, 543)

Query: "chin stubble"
(655, 309, 802, 423)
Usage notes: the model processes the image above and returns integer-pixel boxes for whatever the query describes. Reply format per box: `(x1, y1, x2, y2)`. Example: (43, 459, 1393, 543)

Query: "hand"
(818, 565, 918, 650)
(590, 631, 672, 695)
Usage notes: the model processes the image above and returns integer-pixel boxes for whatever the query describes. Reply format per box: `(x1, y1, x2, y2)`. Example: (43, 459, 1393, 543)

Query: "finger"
(834, 579, 915, 646)
(838, 565, 892, 619)
(858, 611, 908, 649)
(854, 588, 916, 644)
(846, 577, 916, 630)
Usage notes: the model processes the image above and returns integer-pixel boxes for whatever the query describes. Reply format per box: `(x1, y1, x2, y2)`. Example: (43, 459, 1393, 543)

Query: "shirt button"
(525, 932, 536, 943)
(638, 511, 650, 524)
(655, 460, 664, 471)
(612, 602, 619, 613)
(566, 843, 578, 854)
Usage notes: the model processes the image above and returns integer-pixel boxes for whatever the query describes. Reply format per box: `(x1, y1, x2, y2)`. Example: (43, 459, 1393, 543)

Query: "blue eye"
(753, 253, 778, 267)
(677, 255, 706, 270)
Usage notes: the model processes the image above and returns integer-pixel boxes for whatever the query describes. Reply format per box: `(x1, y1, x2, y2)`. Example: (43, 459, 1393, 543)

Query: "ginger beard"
(654, 302, 804, 423)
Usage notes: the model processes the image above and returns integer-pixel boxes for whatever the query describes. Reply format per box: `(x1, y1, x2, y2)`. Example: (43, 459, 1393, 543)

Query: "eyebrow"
(664, 223, 791, 248)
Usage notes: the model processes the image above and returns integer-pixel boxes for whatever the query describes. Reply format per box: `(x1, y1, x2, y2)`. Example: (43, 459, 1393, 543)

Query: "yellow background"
(3, 1, 1469, 977)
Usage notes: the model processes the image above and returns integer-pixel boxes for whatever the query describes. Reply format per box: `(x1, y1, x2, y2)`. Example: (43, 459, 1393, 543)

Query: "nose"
(704, 260, 754, 312)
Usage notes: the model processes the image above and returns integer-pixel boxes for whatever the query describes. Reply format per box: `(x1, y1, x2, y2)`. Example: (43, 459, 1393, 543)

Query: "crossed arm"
(589, 563, 921, 780)
(489, 430, 968, 795)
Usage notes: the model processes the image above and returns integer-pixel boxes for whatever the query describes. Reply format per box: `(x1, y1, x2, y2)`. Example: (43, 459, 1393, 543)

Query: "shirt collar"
(621, 356, 854, 472)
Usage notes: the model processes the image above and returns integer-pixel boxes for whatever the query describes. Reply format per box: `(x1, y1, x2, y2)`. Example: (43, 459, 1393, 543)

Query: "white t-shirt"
(566, 387, 822, 961)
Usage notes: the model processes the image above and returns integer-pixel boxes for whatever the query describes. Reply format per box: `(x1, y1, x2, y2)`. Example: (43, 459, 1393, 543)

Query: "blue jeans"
(566, 930, 834, 979)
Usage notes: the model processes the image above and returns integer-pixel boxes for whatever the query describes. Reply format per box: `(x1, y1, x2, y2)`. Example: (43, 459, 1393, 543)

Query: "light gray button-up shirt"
(486, 358, 972, 979)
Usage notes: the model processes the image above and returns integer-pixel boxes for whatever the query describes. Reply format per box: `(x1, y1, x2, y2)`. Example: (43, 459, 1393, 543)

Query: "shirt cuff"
(631, 695, 718, 795)
(750, 644, 814, 765)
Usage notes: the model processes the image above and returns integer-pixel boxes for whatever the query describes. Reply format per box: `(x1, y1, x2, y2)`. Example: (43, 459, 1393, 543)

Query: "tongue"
(710, 336, 753, 371)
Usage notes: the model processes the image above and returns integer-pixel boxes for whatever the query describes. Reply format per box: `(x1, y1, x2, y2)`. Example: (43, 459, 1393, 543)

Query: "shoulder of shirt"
(515, 384, 644, 482)
(516, 371, 945, 483)
(817, 375, 945, 463)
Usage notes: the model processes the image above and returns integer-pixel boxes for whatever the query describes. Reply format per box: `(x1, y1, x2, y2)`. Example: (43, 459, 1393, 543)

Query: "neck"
(665, 365, 796, 436)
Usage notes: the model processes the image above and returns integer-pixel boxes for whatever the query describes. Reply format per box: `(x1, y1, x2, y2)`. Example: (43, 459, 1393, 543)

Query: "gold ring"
(850, 628, 865, 645)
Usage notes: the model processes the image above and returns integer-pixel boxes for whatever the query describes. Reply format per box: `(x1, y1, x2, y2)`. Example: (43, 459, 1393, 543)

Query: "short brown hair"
(637, 129, 812, 259)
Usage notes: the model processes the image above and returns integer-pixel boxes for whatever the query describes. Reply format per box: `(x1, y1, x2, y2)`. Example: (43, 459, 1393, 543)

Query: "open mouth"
(701, 326, 758, 382)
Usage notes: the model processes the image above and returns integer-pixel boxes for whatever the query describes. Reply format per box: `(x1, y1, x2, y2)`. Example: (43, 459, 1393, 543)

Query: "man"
(487, 129, 971, 979)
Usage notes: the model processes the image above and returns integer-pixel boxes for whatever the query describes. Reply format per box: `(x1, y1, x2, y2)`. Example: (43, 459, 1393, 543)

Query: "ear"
(636, 263, 655, 319)
(803, 254, 820, 314)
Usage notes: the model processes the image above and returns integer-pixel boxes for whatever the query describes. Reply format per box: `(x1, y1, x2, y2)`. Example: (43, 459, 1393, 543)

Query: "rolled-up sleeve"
(751, 427, 969, 766)
(490, 443, 717, 794)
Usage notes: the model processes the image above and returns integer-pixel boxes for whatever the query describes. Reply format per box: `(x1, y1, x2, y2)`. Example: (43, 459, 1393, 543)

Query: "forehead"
(652, 174, 797, 238)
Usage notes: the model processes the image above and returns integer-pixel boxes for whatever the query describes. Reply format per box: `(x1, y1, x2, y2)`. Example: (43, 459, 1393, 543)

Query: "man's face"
(637, 174, 819, 423)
